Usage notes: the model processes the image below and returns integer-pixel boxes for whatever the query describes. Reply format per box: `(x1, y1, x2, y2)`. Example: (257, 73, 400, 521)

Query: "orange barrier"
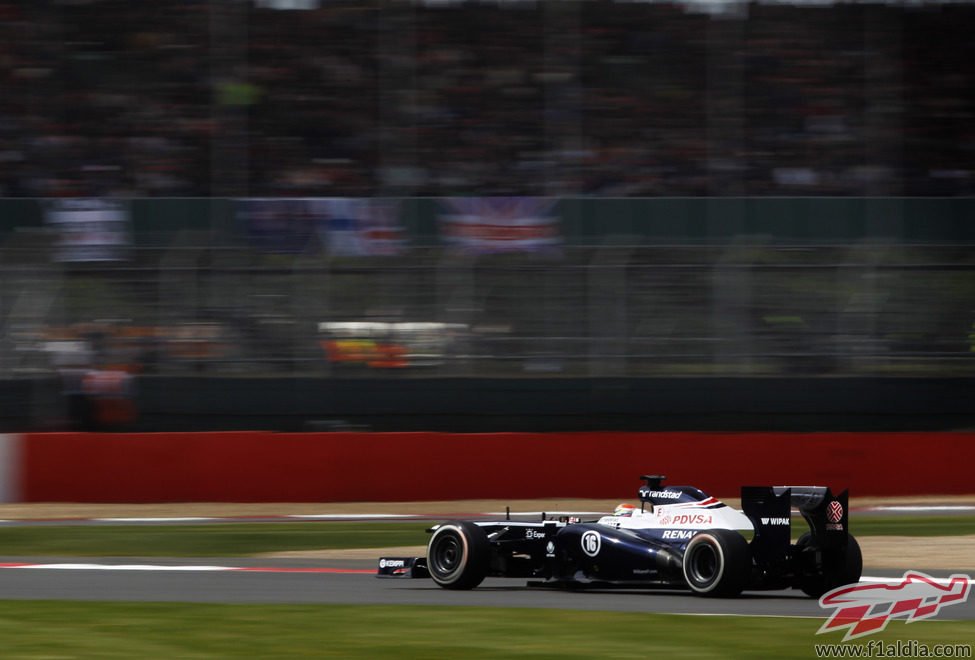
(18, 431, 975, 502)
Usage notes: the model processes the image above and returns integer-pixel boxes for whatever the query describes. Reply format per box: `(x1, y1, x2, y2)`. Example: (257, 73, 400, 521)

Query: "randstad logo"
(817, 571, 971, 641)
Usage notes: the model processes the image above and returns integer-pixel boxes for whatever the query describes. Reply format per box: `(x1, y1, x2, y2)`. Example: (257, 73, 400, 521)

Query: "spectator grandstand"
(0, 0, 972, 198)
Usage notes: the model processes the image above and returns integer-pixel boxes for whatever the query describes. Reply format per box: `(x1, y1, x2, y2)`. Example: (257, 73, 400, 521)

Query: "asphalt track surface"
(0, 556, 971, 620)
(0, 508, 972, 620)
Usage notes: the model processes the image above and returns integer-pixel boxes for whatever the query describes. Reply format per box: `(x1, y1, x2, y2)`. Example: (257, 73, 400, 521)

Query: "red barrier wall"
(19, 431, 975, 502)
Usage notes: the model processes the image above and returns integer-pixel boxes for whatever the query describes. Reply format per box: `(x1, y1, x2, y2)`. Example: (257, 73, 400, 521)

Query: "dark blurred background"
(0, 0, 973, 432)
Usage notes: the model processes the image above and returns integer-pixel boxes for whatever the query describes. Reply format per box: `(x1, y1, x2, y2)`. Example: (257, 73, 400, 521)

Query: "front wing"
(377, 556, 429, 579)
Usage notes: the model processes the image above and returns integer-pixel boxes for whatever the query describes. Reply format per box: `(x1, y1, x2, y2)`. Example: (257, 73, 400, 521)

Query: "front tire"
(426, 521, 490, 590)
(682, 529, 751, 597)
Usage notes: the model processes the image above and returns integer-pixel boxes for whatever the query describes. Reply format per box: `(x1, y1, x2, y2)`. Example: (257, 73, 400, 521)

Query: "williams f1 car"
(377, 475, 861, 598)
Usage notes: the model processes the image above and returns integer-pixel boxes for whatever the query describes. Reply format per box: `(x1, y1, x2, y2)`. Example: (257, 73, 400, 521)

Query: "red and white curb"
(0, 504, 970, 527)
(0, 514, 446, 525)
(858, 575, 975, 587)
(856, 505, 975, 513)
(0, 512, 609, 525)
(0, 562, 372, 574)
(0, 561, 971, 586)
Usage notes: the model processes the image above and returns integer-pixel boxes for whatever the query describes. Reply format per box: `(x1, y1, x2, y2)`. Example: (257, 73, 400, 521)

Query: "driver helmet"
(613, 503, 636, 517)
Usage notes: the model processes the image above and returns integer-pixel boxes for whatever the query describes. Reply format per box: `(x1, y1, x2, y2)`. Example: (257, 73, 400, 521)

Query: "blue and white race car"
(378, 475, 861, 598)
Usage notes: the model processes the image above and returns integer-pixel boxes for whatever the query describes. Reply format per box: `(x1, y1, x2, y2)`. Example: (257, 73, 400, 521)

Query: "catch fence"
(2, 239, 972, 379)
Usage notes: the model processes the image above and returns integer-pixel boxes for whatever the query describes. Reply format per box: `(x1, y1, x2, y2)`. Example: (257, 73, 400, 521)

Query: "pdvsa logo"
(668, 514, 712, 526)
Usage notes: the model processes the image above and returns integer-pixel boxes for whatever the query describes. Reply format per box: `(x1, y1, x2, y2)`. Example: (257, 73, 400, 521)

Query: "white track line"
(23, 563, 232, 571)
(4, 562, 970, 584)
(860, 575, 975, 586)
(95, 517, 219, 523)
(286, 514, 425, 520)
(1, 504, 971, 526)
(858, 505, 975, 513)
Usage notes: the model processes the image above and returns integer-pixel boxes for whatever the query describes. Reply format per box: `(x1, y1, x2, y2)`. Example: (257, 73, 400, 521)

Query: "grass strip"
(0, 602, 972, 659)
(845, 515, 975, 537)
(0, 522, 430, 557)
(0, 516, 969, 558)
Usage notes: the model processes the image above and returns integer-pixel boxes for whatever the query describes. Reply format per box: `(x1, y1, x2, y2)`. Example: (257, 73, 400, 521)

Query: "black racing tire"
(681, 529, 751, 597)
(796, 532, 863, 598)
(426, 521, 490, 590)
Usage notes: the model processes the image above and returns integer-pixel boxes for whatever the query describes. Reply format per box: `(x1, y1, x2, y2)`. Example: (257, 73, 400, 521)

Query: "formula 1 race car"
(377, 475, 862, 598)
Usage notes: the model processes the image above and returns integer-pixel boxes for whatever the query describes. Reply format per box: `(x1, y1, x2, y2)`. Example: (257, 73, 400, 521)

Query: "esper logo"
(817, 571, 972, 641)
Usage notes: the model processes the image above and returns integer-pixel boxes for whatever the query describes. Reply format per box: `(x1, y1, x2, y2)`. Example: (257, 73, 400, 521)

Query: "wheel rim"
(429, 528, 466, 580)
(686, 542, 719, 587)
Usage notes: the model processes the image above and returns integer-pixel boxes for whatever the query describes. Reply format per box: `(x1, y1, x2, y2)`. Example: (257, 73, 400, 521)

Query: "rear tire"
(682, 529, 751, 597)
(796, 532, 862, 598)
(426, 521, 490, 590)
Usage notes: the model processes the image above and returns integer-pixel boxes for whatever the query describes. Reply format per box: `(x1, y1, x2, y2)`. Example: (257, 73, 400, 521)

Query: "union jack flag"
(439, 197, 560, 253)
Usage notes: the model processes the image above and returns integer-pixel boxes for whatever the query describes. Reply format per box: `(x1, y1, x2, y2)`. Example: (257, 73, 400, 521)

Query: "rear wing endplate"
(741, 485, 850, 565)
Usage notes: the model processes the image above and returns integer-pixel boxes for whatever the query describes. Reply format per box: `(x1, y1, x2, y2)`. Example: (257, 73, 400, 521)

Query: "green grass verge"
(0, 522, 431, 557)
(0, 602, 972, 659)
(0, 515, 969, 558)
(845, 515, 975, 538)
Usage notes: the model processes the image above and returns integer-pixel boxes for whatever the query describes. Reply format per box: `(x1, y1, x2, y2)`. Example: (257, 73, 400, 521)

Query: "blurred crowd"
(0, 0, 972, 198)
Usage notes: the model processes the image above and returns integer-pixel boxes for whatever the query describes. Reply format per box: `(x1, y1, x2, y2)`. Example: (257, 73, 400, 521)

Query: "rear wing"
(773, 486, 850, 544)
(741, 485, 850, 566)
